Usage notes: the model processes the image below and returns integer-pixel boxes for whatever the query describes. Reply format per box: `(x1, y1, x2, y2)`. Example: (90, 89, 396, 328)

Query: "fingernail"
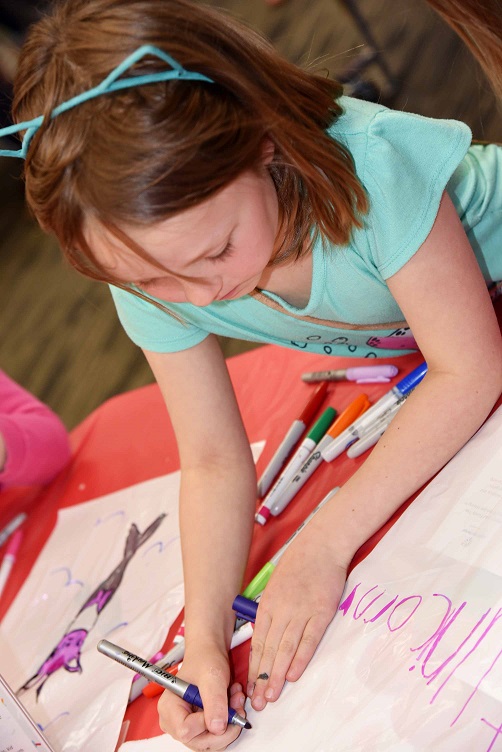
(209, 719, 225, 734)
(265, 688, 274, 700)
(247, 682, 254, 697)
(253, 696, 265, 710)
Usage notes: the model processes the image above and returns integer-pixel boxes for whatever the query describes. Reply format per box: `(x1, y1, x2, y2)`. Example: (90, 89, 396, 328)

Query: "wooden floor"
(1, 0, 500, 429)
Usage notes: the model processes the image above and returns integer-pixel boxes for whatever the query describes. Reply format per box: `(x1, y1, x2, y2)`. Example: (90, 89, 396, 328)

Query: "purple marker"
(232, 595, 258, 624)
(301, 365, 398, 384)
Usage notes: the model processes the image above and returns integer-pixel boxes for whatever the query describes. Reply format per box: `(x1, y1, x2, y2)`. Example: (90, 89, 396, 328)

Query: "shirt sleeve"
(110, 285, 209, 352)
(357, 107, 472, 279)
(0, 370, 71, 490)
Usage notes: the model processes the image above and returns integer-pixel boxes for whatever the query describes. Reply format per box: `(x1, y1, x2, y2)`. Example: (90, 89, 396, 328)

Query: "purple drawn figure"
(18, 513, 166, 699)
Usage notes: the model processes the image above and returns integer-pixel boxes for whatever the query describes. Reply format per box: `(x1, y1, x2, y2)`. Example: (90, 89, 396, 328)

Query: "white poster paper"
(122, 408, 502, 751)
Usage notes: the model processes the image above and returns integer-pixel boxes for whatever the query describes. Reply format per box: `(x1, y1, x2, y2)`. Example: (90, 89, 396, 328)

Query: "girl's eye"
(135, 277, 164, 291)
(209, 242, 234, 263)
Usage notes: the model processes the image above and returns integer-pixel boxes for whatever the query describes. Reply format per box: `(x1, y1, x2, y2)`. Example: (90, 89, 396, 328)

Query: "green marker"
(245, 487, 340, 599)
(255, 407, 336, 526)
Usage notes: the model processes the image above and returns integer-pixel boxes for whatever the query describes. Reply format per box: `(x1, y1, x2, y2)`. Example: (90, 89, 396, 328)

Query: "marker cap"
(298, 381, 329, 423)
(255, 506, 270, 525)
(232, 595, 258, 623)
(346, 365, 398, 383)
(307, 406, 337, 443)
(396, 362, 427, 396)
(242, 562, 275, 601)
(326, 394, 371, 439)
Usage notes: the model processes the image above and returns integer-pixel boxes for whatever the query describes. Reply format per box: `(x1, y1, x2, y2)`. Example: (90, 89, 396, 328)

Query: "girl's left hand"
(246, 522, 348, 711)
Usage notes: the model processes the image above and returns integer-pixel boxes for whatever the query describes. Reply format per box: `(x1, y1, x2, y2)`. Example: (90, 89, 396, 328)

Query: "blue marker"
(98, 639, 251, 729)
(321, 362, 428, 462)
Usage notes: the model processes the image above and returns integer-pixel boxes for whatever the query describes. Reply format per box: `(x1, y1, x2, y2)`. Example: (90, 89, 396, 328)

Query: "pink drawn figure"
(18, 513, 166, 699)
(366, 327, 418, 351)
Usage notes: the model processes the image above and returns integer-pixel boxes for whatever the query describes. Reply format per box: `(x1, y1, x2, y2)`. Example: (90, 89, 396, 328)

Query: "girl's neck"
(257, 250, 313, 309)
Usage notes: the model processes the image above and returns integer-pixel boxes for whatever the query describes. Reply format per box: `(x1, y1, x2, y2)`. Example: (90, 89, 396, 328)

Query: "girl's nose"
(183, 278, 221, 307)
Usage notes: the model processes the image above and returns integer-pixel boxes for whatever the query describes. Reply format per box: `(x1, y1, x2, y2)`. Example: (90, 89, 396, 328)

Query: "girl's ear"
(261, 137, 275, 165)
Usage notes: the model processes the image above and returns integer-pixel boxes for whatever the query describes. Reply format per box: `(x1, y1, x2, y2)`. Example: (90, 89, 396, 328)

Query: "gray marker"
(98, 639, 251, 730)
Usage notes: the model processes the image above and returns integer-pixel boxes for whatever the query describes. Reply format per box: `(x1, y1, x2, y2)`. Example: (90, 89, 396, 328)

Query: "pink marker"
(0, 529, 23, 599)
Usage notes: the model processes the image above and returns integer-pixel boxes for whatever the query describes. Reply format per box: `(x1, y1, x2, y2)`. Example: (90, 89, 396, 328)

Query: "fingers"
(244, 518, 350, 713)
(285, 615, 329, 682)
(248, 607, 333, 711)
(198, 661, 233, 735)
(158, 690, 243, 751)
(229, 681, 246, 712)
(157, 671, 246, 751)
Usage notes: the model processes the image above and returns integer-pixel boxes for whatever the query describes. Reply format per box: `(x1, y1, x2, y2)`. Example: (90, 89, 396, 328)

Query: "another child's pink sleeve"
(0, 370, 72, 490)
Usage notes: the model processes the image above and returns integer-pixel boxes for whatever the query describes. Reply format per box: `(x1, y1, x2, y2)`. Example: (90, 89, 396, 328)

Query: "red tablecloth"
(1, 303, 501, 741)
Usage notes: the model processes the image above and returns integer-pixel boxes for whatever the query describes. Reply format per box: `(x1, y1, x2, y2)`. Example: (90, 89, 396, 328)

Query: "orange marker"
(324, 393, 371, 441)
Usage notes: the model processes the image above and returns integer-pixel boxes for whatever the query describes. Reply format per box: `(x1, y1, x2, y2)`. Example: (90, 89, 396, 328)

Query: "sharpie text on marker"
(346, 399, 405, 458)
(321, 363, 427, 462)
(255, 406, 336, 524)
(266, 396, 370, 519)
(257, 381, 328, 497)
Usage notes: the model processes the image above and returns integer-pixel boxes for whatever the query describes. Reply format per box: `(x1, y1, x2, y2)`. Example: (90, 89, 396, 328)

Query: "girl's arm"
(248, 191, 502, 711)
(0, 370, 71, 490)
(144, 335, 256, 749)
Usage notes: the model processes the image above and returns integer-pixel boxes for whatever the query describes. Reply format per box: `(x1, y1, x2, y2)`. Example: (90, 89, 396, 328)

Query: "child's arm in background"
(0, 370, 71, 490)
(248, 192, 502, 711)
(144, 335, 256, 750)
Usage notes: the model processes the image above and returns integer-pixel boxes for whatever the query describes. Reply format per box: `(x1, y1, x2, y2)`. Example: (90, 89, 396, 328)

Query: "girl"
(2, 0, 502, 748)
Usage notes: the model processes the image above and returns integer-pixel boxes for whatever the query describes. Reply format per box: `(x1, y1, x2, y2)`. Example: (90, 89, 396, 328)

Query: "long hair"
(12, 0, 367, 289)
(426, 0, 502, 101)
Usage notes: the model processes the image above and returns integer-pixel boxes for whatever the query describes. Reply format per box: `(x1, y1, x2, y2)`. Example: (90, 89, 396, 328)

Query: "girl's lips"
(219, 284, 242, 301)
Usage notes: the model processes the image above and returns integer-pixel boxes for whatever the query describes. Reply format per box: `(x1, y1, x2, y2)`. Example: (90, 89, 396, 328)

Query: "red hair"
(13, 0, 367, 290)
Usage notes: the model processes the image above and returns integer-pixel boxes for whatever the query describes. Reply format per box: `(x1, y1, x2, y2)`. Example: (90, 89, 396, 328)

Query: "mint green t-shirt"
(110, 97, 502, 359)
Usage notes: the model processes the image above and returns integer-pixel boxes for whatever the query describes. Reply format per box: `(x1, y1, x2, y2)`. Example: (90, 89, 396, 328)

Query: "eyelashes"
(209, 242, 234, 263)
(129, 241, 235, 291)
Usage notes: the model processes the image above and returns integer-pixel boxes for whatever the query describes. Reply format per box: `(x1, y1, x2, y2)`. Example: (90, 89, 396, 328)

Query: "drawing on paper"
(17, 514, 166, 699)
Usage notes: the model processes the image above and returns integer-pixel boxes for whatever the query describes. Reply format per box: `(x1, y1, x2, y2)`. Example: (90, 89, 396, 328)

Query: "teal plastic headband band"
(0, 44, 213, 159)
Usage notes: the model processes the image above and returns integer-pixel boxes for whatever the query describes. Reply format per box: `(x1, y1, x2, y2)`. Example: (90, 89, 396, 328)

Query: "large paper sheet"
(122, 407, 502, 751)
(0, 671, 56, 751)
(0, 441, 265, 752)
(0, 472, 186, 752)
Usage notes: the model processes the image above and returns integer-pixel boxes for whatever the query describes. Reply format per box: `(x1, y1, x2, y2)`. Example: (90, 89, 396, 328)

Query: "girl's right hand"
(157, 646, 247, 751)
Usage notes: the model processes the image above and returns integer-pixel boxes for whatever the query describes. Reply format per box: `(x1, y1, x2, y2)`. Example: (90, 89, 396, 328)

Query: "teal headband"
(0, 44, 213, 159)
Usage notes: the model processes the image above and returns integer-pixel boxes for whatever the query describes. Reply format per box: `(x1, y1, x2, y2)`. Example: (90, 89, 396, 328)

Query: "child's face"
(87, 165, 279, 306)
